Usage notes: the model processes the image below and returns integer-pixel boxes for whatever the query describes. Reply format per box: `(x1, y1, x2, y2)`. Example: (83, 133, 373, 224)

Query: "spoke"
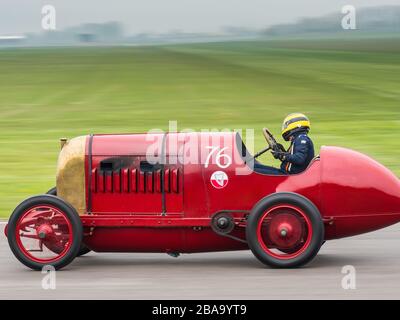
(54, 234, 70, 240)
(19, 219, 39, 230)
(20, 233, 40, 240)
(31, 210, 54, 219)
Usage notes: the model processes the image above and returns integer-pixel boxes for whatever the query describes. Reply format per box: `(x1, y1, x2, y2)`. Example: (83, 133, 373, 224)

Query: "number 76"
(205, 146, 232, 169)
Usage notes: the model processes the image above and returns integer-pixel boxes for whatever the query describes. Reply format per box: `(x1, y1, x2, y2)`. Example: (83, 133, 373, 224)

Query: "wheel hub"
(268, 213, 303, 249)
(217, 217, 229, 229)
(37, 224, 54, 239)
(277, 222, 293, 238)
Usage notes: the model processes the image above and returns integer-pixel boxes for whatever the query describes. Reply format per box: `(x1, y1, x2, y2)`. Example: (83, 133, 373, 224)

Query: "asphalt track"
(1, 222, 400, 300)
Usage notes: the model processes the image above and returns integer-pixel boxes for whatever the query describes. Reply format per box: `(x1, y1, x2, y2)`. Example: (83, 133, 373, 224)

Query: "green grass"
(1, 38, 400, 218)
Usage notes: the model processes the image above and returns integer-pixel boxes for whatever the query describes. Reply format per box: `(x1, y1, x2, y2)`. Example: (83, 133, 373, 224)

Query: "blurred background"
(1, 0, 400, 217)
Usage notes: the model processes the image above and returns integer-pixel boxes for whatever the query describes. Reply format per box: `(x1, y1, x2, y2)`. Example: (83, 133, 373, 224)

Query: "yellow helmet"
(281, 113, 310, 141)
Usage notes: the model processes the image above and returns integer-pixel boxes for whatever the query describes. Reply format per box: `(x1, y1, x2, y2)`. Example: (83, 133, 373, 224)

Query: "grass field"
(1, 38, 400, 218)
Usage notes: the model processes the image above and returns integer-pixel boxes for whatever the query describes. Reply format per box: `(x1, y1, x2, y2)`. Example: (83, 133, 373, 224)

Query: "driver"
(273, 113, 314, 174)
(254, 113, 314, 175)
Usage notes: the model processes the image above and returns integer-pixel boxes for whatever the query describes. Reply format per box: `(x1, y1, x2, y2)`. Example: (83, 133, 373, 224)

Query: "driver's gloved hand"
(272, 151, 288, 161)
(271, 151, 280, 159)
(276, 143, 286, 153)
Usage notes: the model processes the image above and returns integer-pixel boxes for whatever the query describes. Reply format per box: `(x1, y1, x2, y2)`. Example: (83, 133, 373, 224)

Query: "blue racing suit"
(280, 132, 314, 174)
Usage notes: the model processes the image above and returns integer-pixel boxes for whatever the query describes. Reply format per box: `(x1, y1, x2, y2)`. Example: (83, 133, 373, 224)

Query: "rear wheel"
(246, 192, 324, 268)
(8, 195, 83, 270)
(46, 187, 91, 257)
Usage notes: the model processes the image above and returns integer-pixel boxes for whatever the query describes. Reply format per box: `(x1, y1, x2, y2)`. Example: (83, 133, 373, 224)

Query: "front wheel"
(7, 195, 83, 270)
(246, 192, 324, 268)
(46, 187, 91, 257)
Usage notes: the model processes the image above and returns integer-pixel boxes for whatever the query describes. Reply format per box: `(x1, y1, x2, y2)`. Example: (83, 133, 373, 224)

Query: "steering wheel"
(253, 128, 286, 159)
(262, 128, 278, 151)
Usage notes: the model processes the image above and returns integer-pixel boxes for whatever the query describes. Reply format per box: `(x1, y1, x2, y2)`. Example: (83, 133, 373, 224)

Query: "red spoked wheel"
(8, 195, 82, 270)
(15, 205, 73, 263)
(247, 192, 324, 268)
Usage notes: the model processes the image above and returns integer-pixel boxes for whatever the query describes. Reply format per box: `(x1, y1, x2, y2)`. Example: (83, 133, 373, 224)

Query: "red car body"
(81, 132, 400, 252)
(6, 131, 400, 269)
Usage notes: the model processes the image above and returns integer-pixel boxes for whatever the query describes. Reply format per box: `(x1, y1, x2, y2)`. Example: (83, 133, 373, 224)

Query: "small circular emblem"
(210, 171, 229, 189)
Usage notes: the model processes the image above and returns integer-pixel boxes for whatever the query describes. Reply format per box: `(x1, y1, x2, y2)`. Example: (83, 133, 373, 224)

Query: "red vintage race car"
(5, 129, 400, 270)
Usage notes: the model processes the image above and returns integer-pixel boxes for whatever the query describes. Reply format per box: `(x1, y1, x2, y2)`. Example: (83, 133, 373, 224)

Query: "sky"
(1, 0, 400, 35)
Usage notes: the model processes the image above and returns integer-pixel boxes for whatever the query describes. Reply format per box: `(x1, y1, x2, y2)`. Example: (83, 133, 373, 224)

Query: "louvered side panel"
(171, 168, 180, 193)
(91, 168, 97, 193)
(130, 168, 137, 192)
(90, 155, 163, 213)
(122, 168, 129, 192)
(155, 170, 162, 193)
(139, 172, 146, 193)
(105, 173, 113, 193)
(113, 170, 121, 193)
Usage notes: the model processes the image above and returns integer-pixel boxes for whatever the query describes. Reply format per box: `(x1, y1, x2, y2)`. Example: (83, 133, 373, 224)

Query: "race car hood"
(56, 135, 87, 214)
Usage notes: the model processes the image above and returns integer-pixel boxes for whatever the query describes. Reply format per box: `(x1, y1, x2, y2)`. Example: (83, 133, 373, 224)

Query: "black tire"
(8, 195, 83, 270)
(246, 192, 324, 268)
(46, 187, 91, 257)
(77, 245, 91, 257)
